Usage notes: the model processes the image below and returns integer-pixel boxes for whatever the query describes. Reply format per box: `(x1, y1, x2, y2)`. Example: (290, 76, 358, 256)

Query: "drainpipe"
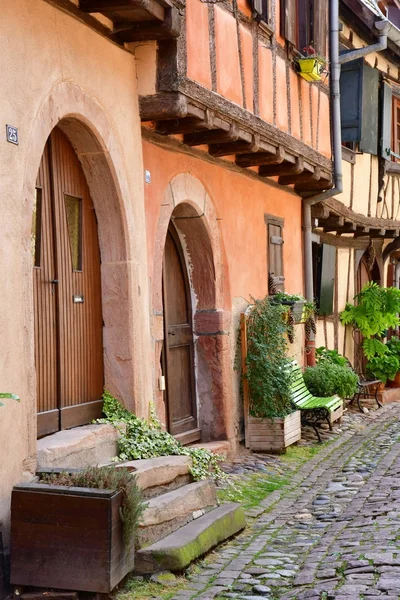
(302, 1, 388, 363)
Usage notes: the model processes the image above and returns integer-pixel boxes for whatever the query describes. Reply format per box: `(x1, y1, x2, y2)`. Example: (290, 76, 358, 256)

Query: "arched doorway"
(34, 127, 104, 437)
(162, 224, 199, 442)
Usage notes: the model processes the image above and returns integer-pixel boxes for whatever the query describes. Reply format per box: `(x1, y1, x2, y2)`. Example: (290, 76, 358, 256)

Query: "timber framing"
(140, 88, 333, 193)
(312, 197, 400, 238)
(47, 0, 180, 42)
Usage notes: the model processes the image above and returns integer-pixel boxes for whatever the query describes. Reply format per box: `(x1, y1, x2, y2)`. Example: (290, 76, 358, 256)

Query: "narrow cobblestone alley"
(171, 405, 400, 600)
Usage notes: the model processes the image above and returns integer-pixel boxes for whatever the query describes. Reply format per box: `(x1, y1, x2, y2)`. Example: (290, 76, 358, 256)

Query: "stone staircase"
(37, 425, 246, 574)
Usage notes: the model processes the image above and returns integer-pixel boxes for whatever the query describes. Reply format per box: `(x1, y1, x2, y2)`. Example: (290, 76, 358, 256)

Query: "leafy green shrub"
(97, 392, 225, 482)
(315, 347, 348, 367)
(303, 362, 359, 398)
(386, 336, 400, 360)
(366, 353, 400, 384)
(246, 296, 294, 418)
(40, 466, 145, 546)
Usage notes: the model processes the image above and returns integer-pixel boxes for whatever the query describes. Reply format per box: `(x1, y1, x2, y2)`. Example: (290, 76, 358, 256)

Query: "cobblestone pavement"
(172, 404, 400, 600)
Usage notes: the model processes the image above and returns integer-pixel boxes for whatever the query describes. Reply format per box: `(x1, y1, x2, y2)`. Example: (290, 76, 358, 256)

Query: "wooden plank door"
(162, 227, 200, 443)
(34, 128, 104, 437)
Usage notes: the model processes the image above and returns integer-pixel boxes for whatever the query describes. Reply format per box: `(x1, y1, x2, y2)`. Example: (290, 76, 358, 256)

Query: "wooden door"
(34, 128, 104, 437)
(162, 227, 200, 443)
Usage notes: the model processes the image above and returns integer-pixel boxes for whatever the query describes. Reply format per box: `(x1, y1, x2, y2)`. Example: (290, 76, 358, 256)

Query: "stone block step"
(189, 440, 231, 459)
(137, 479, 217, 548)
(116, 455, 192, 498)
(135, 502, 246, 573)
(37, 424, 120, 470)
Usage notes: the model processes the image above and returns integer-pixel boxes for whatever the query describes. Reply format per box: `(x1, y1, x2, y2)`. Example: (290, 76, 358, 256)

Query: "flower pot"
(10, 483, 134, 593)
(296, 58, 325, 82)
(247, 410, 301, 453)
(388, 371, 400, 388)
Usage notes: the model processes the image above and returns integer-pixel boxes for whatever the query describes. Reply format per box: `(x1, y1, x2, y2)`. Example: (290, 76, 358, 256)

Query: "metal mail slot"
(73, 295, 84, 304)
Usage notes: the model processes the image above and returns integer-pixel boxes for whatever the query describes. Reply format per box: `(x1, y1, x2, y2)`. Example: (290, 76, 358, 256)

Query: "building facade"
(0, 0, 332, 578)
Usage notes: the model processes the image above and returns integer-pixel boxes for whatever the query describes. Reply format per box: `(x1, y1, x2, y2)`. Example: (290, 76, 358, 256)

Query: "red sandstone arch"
(152, 174, 234, 444)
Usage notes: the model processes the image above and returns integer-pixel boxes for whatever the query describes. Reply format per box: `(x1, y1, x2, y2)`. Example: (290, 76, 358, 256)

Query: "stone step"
(189, 440, 231, 459)
(137, 479, 217, 548)
(135, 502, 246, 573)
(37, 424, 120, 470)
(116, 455, 193, 498)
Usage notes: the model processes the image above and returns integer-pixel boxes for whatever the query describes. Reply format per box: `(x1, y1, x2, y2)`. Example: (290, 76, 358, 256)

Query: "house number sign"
(6, 125, 18, 145)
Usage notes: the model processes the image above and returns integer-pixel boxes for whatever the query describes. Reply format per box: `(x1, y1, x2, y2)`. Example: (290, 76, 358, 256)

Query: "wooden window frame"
(281, 0, 327, 58)
(392, 96, 400, 162)
(252, 0, 271, 28)
(265, 214, 285, 292)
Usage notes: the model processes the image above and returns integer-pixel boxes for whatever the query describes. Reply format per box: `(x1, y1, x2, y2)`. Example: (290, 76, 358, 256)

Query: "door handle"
(50, 279, 59, 284)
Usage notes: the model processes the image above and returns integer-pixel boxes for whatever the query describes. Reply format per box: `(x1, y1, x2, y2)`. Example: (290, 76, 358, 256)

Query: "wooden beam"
(209, 136, 275, 158)
(116, 7, 180, 41)
(139, 92, 188, 120)
(155, 117, 208, 135)
(236, 145, 285, 168)
(184, 123, 240, 147)
(278, 163, 316, 186)
(260, 157, 304, 179)
(80, 0, 165, 21)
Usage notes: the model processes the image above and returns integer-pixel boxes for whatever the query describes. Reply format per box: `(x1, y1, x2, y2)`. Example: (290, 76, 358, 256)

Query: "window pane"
(64, 195, 82, 271)
(32, 188, 42, 267)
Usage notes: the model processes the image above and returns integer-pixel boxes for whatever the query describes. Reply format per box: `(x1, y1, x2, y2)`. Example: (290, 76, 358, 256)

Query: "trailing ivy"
(97, 392, 225, 482)
(246, 296, 294, 418)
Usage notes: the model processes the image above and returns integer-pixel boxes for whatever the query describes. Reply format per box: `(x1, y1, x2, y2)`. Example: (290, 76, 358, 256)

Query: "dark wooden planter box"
(10, 483, 134, 593)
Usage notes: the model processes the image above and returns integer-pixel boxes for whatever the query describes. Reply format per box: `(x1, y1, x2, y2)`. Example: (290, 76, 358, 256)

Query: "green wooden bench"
(289, 361, 344, 442)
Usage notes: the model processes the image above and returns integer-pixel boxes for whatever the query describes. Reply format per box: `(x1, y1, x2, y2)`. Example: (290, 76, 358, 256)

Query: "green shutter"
(318, 244, 336, 316)
(381, 81, 392, 160)
(340, 59, 379, 155)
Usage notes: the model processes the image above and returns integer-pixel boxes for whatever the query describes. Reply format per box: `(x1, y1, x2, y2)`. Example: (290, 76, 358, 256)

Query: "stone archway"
(152, 174, 234, 444)
(23, 81, 151, 453)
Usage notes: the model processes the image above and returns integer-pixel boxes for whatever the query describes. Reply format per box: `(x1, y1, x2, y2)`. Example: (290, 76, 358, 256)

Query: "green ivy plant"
(97, 392, 225, 482)
(0, 393, 20, 408)
(340, 282, 400, 360)
(303, 362, 359, 399)
(246, 296, 294, 418)
(40, 466, 145, 547)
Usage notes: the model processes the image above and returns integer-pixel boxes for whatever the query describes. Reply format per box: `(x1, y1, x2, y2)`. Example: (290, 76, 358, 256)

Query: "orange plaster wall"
(275, 56, 289, 131)
(238, 0, 252, 17)
(301, 79, 312, 146)
(319, 91, 331, 158)
(258, 45, 273, 123)
(142, 140, 304, 302)
(214, 6, 243, 106)
(311, 85, 319, 149)
(186, 0, 212, 89)
(240, 24, 254, 112)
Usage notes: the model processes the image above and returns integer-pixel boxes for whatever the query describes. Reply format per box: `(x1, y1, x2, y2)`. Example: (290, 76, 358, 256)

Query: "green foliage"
(40, 466, 145, 547)
(97, 392, 225, 482)
(272, 291, 303, 303)
(366, 353, 400, 384)
(340, 282, 400, 359)
(303, 362, 359, 399)
(386, 336, 400, 360)
(246, 296, 294, 418)
(315, 347, 348, 367)
(0, 393, 19, 408)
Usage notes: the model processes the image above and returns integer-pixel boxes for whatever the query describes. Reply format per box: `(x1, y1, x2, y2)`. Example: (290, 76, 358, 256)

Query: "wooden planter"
(10, 483, 134, 593)
(247, 410, 301, 453)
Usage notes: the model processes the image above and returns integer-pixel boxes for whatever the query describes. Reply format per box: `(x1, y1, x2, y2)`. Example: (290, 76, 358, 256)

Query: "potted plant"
(244, 296, 301, 453)
(340, 282, 400, 389)
(303, 359, 359, 400)
(10, 466, 145, 594)
(295, 45, 327, 82)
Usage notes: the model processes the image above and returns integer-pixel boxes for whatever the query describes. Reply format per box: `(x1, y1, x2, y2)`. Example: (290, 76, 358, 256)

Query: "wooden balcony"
(141, 88, 333, 194)
(52, 0, 181, 42)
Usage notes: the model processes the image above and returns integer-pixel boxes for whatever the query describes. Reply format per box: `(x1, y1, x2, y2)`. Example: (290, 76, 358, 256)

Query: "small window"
(252, 0, 269, 24)
(265, 215, 284, 292)
(280, 0, 327, 58)
(64, 194, 82, 271)
(392, 96, 400, 162)
(32, 188, 42, 268)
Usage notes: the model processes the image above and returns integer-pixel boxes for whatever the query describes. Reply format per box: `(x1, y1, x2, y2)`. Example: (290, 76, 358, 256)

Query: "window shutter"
(280, 0, 297, 46)
(313, 0, 327, 58)
(340, 59, 379, 155)
(360, 63, 379, 155)
(252, 0, 263, 15)
(317, 244, 336, 316)
(381, 81, 392, 160)
(340, 58, 364, 144)
(268, 224, 284, 291)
